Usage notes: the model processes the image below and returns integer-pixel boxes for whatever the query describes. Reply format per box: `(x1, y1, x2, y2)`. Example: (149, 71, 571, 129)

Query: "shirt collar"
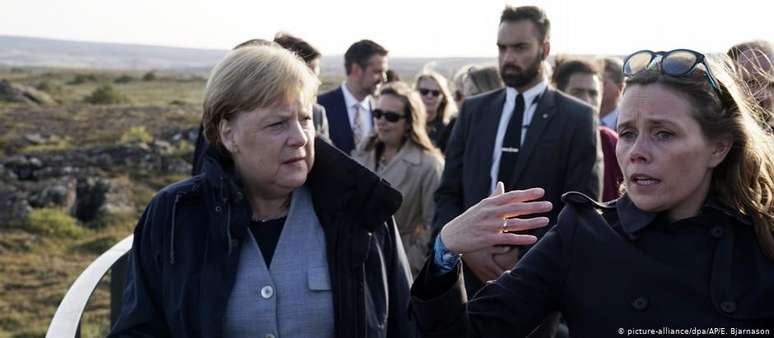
(616, 193, 753, 235)
(601, 107, 619, 129)
(505, 79, 548, 106)
(341, 81, 371, 110)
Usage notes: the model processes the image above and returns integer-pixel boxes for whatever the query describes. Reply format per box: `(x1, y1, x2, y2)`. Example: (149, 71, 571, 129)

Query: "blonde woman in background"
(414, 69, 457, 152)
(354, 82, 444, 274)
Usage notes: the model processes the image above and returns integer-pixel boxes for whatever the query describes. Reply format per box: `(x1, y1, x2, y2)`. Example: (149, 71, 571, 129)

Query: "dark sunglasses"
(623, 49, 721, 94)
(419, 88, 442, 97)
(373, 109, 406, 122)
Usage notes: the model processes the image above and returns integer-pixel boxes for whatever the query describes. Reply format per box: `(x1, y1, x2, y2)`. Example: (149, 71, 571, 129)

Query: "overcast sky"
(2, 0, 771, 57)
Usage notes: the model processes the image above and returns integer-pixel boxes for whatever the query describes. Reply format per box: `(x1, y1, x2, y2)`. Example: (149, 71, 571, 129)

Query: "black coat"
(110, 138, 418, 338)
(411, 192, 774, 337)
(434, 87, 602, 294)
(434, 87, 602, 232)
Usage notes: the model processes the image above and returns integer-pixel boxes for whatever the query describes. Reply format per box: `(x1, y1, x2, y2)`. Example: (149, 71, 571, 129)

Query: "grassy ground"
(0, 66, 342, 338)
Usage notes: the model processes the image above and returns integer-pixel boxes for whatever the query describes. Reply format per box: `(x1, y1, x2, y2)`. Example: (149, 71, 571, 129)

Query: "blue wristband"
(433, 234, 461, 274)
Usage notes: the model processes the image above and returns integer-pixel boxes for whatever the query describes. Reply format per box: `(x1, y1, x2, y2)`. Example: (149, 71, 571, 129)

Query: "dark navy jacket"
(412, 192, 774, 337)
(110, 139, 417, 338)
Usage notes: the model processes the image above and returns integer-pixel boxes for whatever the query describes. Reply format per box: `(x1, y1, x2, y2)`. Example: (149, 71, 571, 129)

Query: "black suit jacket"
(317, 86, 372, 155)
(434, 86, 602, 233)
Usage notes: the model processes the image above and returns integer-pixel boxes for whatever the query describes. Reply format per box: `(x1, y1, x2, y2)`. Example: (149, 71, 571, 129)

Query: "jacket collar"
(616, 194, 658, 234)
(395, 141, 423, 166)
(201, 145, 244, 204)
(616, 193, 753, 235)
(307, 138, 403, 231)
(199, 138, 402, 232)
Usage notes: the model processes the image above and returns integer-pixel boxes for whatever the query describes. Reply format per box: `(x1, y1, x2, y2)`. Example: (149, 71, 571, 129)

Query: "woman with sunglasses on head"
(410, 49, 774, 336)
(354, 82, 444, 275)
(415, 69, 458, 152)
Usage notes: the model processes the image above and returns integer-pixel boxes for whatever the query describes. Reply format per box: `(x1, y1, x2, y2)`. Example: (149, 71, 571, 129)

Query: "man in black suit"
(317, 40, 388, 155)
(434, 5, 602, 293)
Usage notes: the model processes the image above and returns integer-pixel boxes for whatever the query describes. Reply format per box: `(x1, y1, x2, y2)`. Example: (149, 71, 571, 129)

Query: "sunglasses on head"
(419, 88, 442, 97)
(623, 49, 721, 95)
(373, 109, 406, 122)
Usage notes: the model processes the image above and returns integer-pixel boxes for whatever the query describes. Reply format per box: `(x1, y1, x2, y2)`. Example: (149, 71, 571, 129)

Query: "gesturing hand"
(439, 182, 552, 255)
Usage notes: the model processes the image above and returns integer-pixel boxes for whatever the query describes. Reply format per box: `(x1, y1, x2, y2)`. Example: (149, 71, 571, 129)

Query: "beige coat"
(354, 141, 444, 274)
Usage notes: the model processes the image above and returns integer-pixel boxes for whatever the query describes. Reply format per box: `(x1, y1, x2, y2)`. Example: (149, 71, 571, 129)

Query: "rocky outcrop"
(0, 128, 196, 227)
(0, 79, 56, 105)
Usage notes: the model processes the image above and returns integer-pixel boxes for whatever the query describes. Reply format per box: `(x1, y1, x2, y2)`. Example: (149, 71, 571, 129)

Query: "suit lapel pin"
(542, 113, 549, 119)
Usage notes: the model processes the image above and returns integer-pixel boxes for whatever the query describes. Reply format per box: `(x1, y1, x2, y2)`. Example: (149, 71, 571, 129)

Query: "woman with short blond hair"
(110, 45, 416, 338)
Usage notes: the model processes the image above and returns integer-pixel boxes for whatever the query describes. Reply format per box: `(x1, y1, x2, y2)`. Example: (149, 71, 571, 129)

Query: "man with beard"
(318, 40, 388, 155)
(433, 5, 602, 296)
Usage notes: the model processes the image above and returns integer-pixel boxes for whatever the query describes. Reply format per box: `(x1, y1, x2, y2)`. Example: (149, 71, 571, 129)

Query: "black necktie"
(498, 93, 525, 185)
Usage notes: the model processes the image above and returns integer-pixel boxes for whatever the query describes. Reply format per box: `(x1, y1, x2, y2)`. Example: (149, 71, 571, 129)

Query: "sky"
(1, 0, 772, 57)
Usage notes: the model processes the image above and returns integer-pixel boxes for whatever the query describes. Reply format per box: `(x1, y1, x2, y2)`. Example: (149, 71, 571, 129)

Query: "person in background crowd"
(111, 45, 417, 338)
(466, 65, 506, 97)
(273, 32, 330, 141)
(432, 5, 602, 336)
(452, 64, 474, 108)
(453, 64, 505, 108)
(318, 40, 388, 155)
(354, 82, 444, 274)
(728, 40, 773, 127)
(552, 57, 623, 201)
(600, 57, 624, 130)
(412, 48, 774, 337)
(414, 69, 458, 152)
(386, 69, 401, 83)
(434, 4, 601, 292)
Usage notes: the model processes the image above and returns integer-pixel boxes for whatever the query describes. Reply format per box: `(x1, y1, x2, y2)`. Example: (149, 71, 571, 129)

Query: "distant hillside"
(0, 35, 497, 78)
(0, 35, 227, 71)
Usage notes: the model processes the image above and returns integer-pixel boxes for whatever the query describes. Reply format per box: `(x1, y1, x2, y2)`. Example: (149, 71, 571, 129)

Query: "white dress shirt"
(341, 81, 373, 139)
(489, 80, 548, 193)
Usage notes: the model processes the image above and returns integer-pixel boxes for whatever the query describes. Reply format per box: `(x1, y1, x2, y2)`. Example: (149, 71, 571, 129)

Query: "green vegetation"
(68, 73, 98, 85)
(141, 71, 156, 81)
(113, 75, 135, 84)
(22, 208, 84, 237)
(83, 84, 128, 104)
(0, 66, 213, 337)
(0, 65, 346, 337)
(119, 126, 153, 144)
(19, 135, 72, 153)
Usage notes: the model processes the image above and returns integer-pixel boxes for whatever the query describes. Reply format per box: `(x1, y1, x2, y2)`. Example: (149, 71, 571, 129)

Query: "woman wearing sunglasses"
(410, 49, 774, 336)
(354, 82, 444, 275)
(415, 69, 458, 152)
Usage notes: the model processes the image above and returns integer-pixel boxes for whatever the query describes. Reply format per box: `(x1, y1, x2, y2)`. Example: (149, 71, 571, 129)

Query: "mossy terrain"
(0, 65, 342, 337)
